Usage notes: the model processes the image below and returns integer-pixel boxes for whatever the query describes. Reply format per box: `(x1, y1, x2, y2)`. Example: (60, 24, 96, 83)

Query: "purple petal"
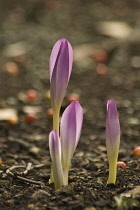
(49, 38, 73, 109)
(106, 99, 120, 150)
(49, 130, 64, 189)
(60, 101, 83, 169)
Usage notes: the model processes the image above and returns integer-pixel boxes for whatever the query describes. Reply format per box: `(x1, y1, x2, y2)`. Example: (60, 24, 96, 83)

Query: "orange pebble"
(117, 161, 127, 169)
(8, 117, 19, 125)
(0, 158, 2, 165)
(93, 50, 108, 63)
(4, 62, 18, 76)
(95, 63, 108, 76)
(26, 89, 38, 101)
(133, 146, 140, 157)
(67, 93, 80, 103)
(47, 108, 53, 119)
(25, 114, 37, 123)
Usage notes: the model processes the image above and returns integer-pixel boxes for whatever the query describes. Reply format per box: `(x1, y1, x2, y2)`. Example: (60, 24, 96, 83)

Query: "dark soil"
(0, 1, 140, 209)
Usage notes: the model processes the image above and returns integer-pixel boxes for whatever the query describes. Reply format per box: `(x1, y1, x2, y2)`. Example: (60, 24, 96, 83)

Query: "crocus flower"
(49, 130, 64, 190)
(49, 38, 73, 133)
(106, 99, 120, 184)
(60, 101, 83, 185)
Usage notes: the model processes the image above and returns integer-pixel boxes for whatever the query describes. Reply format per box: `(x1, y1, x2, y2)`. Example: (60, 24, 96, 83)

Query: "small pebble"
(26, 89, 38, 102)
(29, 146, 40, 154)
(67, 93, 80, 102)
(25, 114, 37, 123)
(47, 108, 53, 119)
(93, 49, 108, 63)
(8, 116, 19, 125)
(127, 118, 139, 125)
(0, 158, 2, 166)
(3, 62, 18, 76)
(133, 146, 140, 157)
(117, 161, 127, 169)
(95, 63, 108, 76)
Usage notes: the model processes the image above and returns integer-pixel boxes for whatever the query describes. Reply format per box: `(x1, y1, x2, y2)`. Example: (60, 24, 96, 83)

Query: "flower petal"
(106, 98, 120, 150)
(50, 38, 73, 109)
(60, 101, 83, 170)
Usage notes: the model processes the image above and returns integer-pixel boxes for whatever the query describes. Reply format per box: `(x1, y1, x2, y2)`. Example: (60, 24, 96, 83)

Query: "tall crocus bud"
(50, 38, 73, 133)
(106, 99, 120, 184)
(60, 101, 83, 185)
(49, 130, 64, 190)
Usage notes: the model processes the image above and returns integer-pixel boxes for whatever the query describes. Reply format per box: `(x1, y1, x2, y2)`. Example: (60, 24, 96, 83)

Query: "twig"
(23, 162, 32, 175)
(6, 164, 44, 186)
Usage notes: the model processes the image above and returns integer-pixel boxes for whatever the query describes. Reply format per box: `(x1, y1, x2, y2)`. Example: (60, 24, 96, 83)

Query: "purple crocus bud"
(49, 130, 64, 190)
(106, 99, 120, 184)
(60, 101, 83, 184)
(50, 38, 73, 110)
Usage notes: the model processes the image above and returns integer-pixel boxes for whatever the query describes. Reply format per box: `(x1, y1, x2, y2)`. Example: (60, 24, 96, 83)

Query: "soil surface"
(0, 1, 140, 210)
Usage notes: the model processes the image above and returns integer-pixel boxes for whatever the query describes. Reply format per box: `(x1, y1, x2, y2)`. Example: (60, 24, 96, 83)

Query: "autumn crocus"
(49, 130, 64, 190)
(49, 101, 83, 189)
(60, 101, 83, 185)
(49, 38, 73, 134)
(106, 99, 120, 184)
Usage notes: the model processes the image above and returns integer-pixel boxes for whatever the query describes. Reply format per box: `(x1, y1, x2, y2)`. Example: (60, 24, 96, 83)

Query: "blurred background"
(0, 0, 139, 126)
(0, 0, 139, 95)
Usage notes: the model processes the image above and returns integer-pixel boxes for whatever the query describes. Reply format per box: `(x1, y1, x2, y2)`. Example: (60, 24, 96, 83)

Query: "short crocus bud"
(50, 38, 73, 133)
(49, 130, 64, 190)
(106, 99, 120, 184)
(60, 101, 83, 185)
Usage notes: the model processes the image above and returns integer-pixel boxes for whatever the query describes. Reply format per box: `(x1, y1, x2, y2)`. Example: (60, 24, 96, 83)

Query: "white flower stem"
(49, 107, 60, 184)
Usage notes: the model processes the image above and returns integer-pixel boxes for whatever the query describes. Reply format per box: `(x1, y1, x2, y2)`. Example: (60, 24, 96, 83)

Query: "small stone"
(31, 190, 51, 200)
(25, 114, 37, 123)
(117, 161, 127, 169)
(127, 118, 139, 125)
(27, 204, 36, 209)
(67, 93, 80, 102)
(133, 147, 140, 157)
(29, 146, 40, 154)
(3, 41, 27, 58)
(6, 97, 17, 106)
(0, 158, 2, 165)
(0, 108, 18, 121)
(17, 92, 26, 102)
(92, 49, 108, 63)
(47, 108, 53, 119)
(26, 89, 38, 102)
(95, 63, 108, 76)
(8, 116, 19, 125)
(22, 106, 42, 114)
(3, 62, 19, 76)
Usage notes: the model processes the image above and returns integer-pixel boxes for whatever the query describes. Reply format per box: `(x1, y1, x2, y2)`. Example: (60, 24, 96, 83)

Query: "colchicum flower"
(49, 101, 83, 189)
(49, 130, 64, 190)
(49, 38, 73, 134)
(60, 101, 83, 185)
(106, 99, 120, 184)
